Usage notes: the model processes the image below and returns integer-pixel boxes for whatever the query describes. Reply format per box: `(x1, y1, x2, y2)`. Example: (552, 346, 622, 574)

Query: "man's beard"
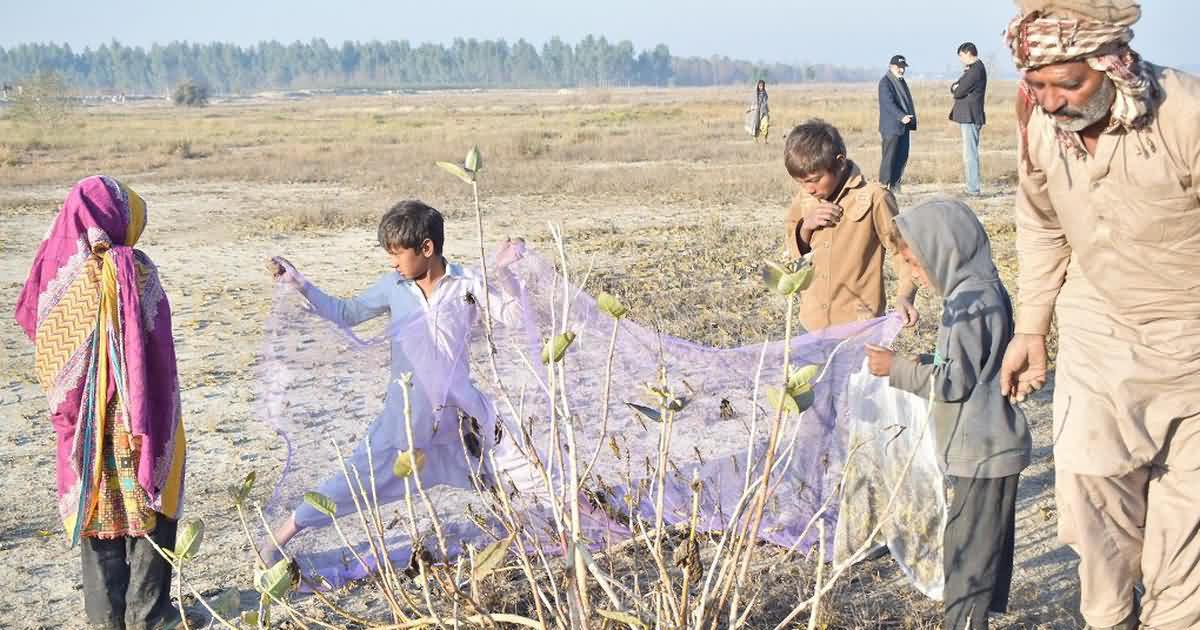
(1052, 77, 1117, 132)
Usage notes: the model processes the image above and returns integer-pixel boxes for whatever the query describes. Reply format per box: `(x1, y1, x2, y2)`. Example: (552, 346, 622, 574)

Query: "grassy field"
(0, 82, 1020, 210)
(0, 84, 1081, 629)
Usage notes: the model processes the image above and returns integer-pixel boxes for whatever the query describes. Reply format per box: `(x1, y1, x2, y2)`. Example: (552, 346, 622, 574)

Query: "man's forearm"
(896, 277, 917, 304)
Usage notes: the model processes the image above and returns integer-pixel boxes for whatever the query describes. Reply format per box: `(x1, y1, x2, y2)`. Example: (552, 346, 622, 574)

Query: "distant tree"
(172, 79, 209, 106)
(0, 38, 869, 92)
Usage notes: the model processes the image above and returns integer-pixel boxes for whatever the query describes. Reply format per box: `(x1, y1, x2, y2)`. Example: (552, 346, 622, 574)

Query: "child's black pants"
(80, 516, 177, 630)
(943, 474, 1019, 630)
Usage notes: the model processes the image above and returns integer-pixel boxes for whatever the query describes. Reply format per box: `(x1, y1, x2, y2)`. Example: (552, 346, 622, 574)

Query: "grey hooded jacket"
(889, 199, 1031, 478)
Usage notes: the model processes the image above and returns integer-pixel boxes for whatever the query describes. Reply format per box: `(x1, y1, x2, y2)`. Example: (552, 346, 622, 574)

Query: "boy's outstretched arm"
(482, 238, 526, 328)
(269, 256, 390, 328)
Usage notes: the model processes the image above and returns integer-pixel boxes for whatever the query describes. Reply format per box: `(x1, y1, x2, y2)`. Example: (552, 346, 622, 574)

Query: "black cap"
(889, 54, 909, 67)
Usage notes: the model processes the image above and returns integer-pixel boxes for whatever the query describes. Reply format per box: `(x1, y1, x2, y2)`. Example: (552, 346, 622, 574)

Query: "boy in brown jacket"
(782, 119, 918, 332)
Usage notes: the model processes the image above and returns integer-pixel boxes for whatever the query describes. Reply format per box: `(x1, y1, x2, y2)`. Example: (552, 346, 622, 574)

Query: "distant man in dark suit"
(878, 54, 917, 193)
(950, 42, 987, 195)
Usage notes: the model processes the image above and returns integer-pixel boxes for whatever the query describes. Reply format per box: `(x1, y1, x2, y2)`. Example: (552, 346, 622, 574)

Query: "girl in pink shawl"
(15, 175, 187, 629)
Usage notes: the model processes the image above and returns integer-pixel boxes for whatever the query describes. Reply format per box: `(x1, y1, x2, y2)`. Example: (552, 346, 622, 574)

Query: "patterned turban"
(1003, 0, 1160, 165)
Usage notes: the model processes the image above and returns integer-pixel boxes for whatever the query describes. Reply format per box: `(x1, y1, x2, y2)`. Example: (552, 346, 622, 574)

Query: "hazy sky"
(2, 0, 1195, 74)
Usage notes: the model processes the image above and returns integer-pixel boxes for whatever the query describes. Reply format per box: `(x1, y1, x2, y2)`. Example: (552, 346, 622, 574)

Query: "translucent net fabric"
(259, 247, 946, 597)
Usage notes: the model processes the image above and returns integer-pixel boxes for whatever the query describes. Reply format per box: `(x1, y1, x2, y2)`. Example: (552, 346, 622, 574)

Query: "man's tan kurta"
(784, 162, 911, 331)
(1017, 65, 1200, 629)
(1016, 65, 1200, 477)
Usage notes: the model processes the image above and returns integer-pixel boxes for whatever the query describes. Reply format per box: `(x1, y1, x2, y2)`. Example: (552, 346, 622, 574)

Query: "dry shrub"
(513, 129, 554, 158)
(166, 139, 201, 159)
(259, 204, 378, 233)
(0, 144, 22, 167)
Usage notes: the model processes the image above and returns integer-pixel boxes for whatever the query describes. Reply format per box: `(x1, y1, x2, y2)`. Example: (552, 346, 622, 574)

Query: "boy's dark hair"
(957, 42, 978, 56)
(378, 200, 444, 255)
(784, 119, 847, 179)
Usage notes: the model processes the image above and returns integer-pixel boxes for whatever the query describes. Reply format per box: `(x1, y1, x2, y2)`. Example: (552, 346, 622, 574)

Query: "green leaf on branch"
(393, 448, 426, 479)
(228, 470, 256, 506)
(793, 388, 815, 412)
(174, 518, 204, 561)
(472, 534, 514, 581)
(255, 558, 297, 600)
(761, 260, 815, 296)
(782, 362, 820, 393)
(210, 587, 241, 618)
(540, 331, 576, 364)
(436, 160, 475, 184)
(303, 492, 337, 519)
(464, 145, 483, 173)
(767, 387, 800, 415)
(597, 292, 628, 319)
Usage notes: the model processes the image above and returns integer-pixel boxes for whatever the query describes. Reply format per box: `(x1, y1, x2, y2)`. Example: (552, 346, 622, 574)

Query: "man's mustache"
(1050, 106, 1085, 119)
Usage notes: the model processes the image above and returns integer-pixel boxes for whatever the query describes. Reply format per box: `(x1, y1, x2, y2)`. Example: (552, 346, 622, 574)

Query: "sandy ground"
(0, 179, 1083, 628)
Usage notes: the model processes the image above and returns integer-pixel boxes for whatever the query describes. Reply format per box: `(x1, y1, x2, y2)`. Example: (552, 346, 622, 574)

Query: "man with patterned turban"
(999, 1, 1200, 628)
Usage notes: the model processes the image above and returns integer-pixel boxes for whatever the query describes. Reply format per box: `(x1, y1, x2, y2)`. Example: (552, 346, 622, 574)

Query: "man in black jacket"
(878, 54, 917, 193)
(950, 42, 987, 195)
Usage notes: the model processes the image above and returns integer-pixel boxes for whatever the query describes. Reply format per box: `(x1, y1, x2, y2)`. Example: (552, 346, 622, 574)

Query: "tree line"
(0, 37, 872, 94)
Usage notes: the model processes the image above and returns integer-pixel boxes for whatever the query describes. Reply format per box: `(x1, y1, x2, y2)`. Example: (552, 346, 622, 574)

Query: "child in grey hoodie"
(865, 198, 1031, 630)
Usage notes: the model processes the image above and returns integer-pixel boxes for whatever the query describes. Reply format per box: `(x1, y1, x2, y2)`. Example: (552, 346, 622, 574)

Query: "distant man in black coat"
(950, 42, 987, 195)
(878, 54, 917, 193)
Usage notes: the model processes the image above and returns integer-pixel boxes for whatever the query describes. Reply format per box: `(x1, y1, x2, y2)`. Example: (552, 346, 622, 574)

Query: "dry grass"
(0, 83, 1019, 214)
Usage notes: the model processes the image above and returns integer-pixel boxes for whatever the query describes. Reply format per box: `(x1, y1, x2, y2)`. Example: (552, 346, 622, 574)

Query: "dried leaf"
(303, 492, 337, 519)
(672, 538, 703, 583)
(436, 160, 474, 184)
(472, 534, 514, 581)
(174, 518, 204, 561)
(624, 401, 662, 423)
(393, 448, 426, 479)
(597, 609, 648, 629)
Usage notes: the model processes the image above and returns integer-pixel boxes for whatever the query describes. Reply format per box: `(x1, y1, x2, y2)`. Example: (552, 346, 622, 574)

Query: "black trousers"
(943, 475, 1019, 630)
(80, 516, 177, 630)
(879, 131, 911, 187)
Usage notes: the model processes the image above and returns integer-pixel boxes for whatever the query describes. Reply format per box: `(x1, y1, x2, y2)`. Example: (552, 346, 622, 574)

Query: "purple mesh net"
(258, 246, 945, 598)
